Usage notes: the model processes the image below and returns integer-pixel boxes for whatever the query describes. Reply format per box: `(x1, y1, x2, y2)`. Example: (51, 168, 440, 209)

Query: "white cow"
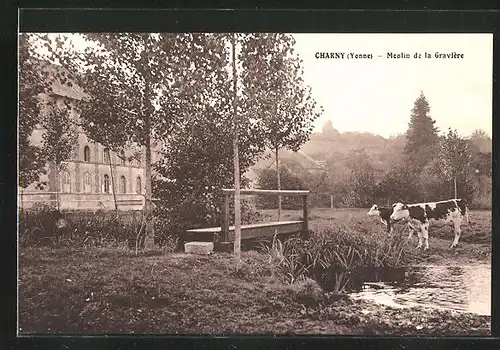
(390, 198, 471, 250)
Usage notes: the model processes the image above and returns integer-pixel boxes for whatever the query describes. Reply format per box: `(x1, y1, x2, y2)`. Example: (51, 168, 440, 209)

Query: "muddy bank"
(300, 296, 491, 336)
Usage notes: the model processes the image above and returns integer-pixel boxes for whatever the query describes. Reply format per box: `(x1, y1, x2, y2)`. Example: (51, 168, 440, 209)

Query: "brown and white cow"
(390, 198, 471, 250)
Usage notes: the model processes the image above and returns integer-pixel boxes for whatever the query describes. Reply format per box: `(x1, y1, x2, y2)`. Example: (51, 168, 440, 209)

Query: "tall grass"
(18, 204, 178, 252)
(259, 225, 417, 294)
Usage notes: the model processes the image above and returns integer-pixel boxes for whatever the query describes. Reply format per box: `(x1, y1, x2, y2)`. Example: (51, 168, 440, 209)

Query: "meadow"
(18, 207, 491, 335)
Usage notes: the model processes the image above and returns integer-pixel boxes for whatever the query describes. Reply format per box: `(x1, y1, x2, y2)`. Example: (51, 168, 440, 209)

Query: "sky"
(32, 33, 493, 139)
(291, 33, 493, 138)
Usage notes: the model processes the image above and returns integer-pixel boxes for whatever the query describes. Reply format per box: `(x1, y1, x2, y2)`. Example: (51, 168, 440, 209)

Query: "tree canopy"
(404, 91, 440, 169)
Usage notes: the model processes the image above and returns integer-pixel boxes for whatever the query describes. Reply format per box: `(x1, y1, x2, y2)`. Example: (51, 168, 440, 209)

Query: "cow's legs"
(416, 226, 423, 249)
(407, 224, 414, 240)
(450, 217, 462, 249)
(380, 219, 392, 234)
(422, 223, 430, 250)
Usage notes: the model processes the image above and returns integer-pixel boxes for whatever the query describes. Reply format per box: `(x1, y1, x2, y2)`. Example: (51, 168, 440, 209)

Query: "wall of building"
(18, 192, 145, 211)
(21, 129, 147, 211)
(19, 61, 162, 212)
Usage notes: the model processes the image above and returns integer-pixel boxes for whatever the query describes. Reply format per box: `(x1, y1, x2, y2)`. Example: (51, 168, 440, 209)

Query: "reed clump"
(259, 225, 418, 294)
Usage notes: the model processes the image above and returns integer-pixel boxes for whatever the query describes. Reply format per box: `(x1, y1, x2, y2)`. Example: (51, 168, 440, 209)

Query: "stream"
(348, 264, 491, 316)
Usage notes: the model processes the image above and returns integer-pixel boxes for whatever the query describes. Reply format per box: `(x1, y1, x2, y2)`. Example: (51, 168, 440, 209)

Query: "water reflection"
(349, 264, 491, 316)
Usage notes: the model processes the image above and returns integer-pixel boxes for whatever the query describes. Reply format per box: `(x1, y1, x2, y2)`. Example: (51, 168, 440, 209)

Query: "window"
(83, 172, 92, 193)
(119, 175, 126, 194)
(84, 146, 90, 162)
(103, 148, 110, 163)
(61, 171, 71, 193)
(136, 176, 142, 194)
(103, 174, 110, 193)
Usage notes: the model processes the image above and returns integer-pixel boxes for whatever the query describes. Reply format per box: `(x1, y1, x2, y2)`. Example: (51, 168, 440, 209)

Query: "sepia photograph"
(18, 32, 492, 336)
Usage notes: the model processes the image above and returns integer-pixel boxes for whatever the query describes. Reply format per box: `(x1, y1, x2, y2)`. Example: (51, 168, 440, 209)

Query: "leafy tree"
(343, 150, 377, 207)
(151, 34, 266, 242)
(470, 151, 492, 177)
(256, 167, 305, 209)
(437, 128, 473, 199)
(152, 106, 263, 238)
(18, 33, 52, 188)
(375, 161, 422, 205)
(44, 33, 232, 248)
(467, 129, 491, 207)
(404, 91, 439, 169)
(240, 33, 323, 220)
(419, 158, 455, 202)
(38, 96, 79, 209)
(469, 129, 492, 153)
(19, 33, 80, 209)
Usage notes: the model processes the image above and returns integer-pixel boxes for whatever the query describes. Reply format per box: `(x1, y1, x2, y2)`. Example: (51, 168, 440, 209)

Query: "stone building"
(19, 60, 156, 211)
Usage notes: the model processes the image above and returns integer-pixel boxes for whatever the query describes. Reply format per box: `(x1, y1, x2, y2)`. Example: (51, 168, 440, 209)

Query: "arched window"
(83, 146, 90, 162)
(61, 171, 71, 193)
(83, 172, 92, 193)
(103, 148, 110, 163)
(119, 175, 126, 194)
(103, 174, 110, 193)
(136, 176, 142, 194)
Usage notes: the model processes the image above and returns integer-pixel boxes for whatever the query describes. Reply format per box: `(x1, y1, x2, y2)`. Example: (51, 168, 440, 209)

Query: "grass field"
(260, 207, 491, 265)
(18, 208, 491, 335)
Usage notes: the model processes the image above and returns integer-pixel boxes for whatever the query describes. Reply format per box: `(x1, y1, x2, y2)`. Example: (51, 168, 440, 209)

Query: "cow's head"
(367, 204, 380, 217)
(390, 202, 409, 221)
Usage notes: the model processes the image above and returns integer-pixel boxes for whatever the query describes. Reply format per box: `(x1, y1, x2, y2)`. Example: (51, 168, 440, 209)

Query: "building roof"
(30, 57, 90, 101)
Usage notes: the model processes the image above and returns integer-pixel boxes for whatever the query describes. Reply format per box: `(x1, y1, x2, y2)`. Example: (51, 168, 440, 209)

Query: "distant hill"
(245, 131, 408, 187)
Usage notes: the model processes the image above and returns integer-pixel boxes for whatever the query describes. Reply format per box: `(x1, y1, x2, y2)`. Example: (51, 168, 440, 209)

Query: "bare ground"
(18, 208, 491, 335)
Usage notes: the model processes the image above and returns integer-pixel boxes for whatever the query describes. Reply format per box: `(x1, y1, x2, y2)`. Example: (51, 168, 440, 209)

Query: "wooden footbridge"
(184, 189, 310, 250)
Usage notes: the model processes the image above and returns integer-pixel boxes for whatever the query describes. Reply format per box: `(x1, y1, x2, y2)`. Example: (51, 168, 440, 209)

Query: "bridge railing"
(220, 188, 310, 242)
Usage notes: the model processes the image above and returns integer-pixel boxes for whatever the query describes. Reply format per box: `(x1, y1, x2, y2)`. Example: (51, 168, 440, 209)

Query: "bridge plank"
(222, 189, 310, 196)
(185, 220, 303, 242)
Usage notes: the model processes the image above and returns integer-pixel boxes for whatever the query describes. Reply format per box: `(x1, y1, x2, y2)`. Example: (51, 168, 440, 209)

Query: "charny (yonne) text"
(315, 52, 373, 59)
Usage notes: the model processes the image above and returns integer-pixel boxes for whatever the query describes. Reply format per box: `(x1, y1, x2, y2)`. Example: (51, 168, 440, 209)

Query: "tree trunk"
(478, 175, 481, 199)
(20, 187, 24, 211)
(454, 176, 458, 199)
(275, 146, 281, 221)
(232, 33, 241, 269)
(139, 44, 155, 250)
(108, 152, 119, 214)
(330, 194, 333, 209)
(55, 163, 60, 211)
(144, 121, 154, 249)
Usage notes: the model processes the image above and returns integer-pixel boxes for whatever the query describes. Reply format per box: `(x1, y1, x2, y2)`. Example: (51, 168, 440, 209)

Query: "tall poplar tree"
(45, 33, 228, 248)
(240, 33, 322, 220)
(438, 128, 473, 199)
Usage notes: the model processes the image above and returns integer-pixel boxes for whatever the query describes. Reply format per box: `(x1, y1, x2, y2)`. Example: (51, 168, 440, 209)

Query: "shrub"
(17, 206, 168, 251)
(18, 203, 62, 246)
(255, 167, 305, 210)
